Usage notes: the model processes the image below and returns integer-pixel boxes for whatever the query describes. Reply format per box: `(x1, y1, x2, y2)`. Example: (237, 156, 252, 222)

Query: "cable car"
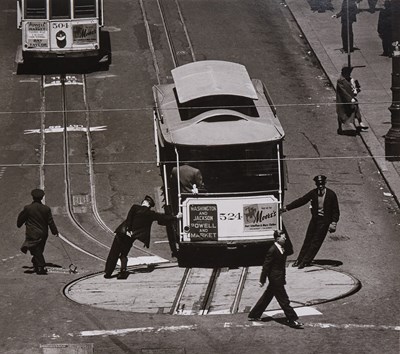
(16, 0, 106, 62)
(153, 60, 291, 268)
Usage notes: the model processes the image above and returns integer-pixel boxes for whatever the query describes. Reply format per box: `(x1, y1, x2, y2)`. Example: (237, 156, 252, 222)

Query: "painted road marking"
(79, 325, 197, 337)
(77, 319, 400, 337)
(43, 75, 83, 88)
(24, 125, 107, 134)
(175, 306, 323, 317)
(116, 256, 170, 267)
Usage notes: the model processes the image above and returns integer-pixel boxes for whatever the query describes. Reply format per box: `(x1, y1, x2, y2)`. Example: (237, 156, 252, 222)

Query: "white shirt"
(275, 242, 285, 254)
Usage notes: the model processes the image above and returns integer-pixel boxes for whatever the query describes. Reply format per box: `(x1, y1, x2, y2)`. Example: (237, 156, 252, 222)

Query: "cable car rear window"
(25, 0, 46, 19)
(176, 94, 259, 121)
(74, 0, 96, 18)
(50, 0, 71, 19)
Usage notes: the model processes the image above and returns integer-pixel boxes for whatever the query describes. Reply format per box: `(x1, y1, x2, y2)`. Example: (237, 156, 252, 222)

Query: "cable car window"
(74, 0, 96, 18)
(25, 0, 46, 19)
(50, 0, 71, 19)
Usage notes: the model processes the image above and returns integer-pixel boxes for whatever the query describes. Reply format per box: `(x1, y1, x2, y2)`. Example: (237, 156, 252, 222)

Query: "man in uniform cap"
(104, 195, 182, 279)
(17, 189, 59, 274)
(281, 175, 340, 269)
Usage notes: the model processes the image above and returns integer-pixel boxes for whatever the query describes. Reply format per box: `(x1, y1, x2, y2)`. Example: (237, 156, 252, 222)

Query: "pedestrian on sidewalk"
(378, 0, 392, 57)
(336, 66, 368, 134)
(332, 0, 359, 53)
(104, 195, 181, 278)
(281, 175, 339, 269)
(17, 189, 59, 275)
(358, 0, 378, 12)
(248, 230, 303, 329)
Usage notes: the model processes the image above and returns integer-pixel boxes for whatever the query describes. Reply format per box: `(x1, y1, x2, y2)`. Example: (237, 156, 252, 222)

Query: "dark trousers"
(341, 22, 354, 52)
(29, 238, 47, 268)
(104, 233, 134, 276)
(297, 217, 330, 264)
(249, 281, 298, 321)
(381, 34, 392, 56)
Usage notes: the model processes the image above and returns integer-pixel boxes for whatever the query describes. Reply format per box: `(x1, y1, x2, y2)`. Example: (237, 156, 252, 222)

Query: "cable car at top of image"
(16, 0, 105, 62)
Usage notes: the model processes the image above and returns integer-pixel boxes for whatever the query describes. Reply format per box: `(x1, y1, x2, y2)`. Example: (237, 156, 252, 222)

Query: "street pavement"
(63, 257, 359, 317)
(286, 0, 400, 208)
(57, 0, 400, 317)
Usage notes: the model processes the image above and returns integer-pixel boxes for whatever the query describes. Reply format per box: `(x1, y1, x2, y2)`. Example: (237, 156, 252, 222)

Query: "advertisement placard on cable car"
(73, 23, 97, 44)
(25, 22, 49, 48)
(189, 204, 218, 241)
(182, 196, 279, 242)
(243, 203, 278, 231)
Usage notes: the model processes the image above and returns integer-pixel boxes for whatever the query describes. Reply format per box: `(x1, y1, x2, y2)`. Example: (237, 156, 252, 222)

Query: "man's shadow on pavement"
(312, 259, 343, 267)
(23, 262, 62, 274)
(257, 317, 304, 329)
(116, 264, 156, 280)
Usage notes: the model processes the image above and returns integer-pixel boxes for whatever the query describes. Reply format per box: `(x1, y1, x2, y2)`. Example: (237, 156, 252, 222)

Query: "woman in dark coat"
(336, 66, 368, 134)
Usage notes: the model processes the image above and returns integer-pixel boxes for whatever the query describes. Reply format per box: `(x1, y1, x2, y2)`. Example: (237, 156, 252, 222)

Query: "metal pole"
(385, 0, 400, 161)
(346, 0, 351, 67)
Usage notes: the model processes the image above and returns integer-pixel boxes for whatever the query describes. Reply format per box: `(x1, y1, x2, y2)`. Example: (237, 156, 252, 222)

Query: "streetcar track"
(144, 0, 253, 313)
(38, 73, 159, 262)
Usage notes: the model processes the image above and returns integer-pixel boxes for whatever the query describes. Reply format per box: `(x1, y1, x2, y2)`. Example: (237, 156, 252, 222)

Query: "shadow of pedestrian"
(274, 317, 304, 329)
(312, 259, 343, 267)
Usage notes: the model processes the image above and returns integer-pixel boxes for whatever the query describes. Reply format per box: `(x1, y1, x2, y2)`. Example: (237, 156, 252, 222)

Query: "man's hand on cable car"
(176, 212, 183, 219)
(280, 207, 287, 213)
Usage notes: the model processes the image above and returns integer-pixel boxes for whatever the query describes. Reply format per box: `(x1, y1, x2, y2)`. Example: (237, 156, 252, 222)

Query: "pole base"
(385, 136, 400, 161)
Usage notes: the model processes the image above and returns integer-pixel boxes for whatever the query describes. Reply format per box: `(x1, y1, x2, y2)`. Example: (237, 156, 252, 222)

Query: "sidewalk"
(285, 0, 400, 208)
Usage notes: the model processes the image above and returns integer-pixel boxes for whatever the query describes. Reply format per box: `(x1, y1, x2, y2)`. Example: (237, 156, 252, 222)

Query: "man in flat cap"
(281, 175, 340, 269)
(17, 189, 59, 275)
(104, 195, 182, 279)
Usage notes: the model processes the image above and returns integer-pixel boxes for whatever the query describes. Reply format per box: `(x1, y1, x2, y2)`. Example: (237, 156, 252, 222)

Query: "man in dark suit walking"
(282, 175, 340, 269)
(248, 230, 303, 329)
(17, 189, 59, 275)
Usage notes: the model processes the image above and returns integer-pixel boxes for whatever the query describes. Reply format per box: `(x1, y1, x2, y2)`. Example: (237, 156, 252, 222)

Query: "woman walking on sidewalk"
(336, 66, 368, 134)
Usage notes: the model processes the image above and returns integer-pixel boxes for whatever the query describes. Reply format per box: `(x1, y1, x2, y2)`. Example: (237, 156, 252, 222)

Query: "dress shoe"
(36, 267, 47, 275)
(286, 319, 304, 329)
(359, 122, 369, 130)
(298, 262, 311, 269)
(248, 317, 262, 321)
(104, 273, 112, 279)
(292, 260, 299, 267)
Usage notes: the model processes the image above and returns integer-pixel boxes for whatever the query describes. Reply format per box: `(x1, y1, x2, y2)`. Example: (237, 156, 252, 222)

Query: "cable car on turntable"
(153, 60, 292, 268)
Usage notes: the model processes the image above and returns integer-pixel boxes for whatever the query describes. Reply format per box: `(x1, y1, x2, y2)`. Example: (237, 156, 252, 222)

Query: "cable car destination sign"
(189, 204, 218, 241)
(184, 196, 279, 242)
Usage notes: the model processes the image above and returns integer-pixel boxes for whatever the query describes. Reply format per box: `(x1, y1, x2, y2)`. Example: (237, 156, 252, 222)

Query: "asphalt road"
(0, 0, 399, 353)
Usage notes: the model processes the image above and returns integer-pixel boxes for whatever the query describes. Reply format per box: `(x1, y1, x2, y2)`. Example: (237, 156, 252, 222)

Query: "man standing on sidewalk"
(332, 0, 359, 53)
(281, 175, 340, 269)
(378, 0, 392, 57)
(248, 230, 303, 329)
(17, 189, 59, 275)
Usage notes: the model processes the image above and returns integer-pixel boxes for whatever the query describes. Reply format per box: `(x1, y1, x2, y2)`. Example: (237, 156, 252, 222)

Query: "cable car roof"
(153, 62, 284, 146)
(171, 61, 258, 103)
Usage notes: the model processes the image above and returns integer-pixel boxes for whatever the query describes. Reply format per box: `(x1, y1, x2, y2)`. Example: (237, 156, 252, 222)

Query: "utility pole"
(385, 0, 400, 161)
